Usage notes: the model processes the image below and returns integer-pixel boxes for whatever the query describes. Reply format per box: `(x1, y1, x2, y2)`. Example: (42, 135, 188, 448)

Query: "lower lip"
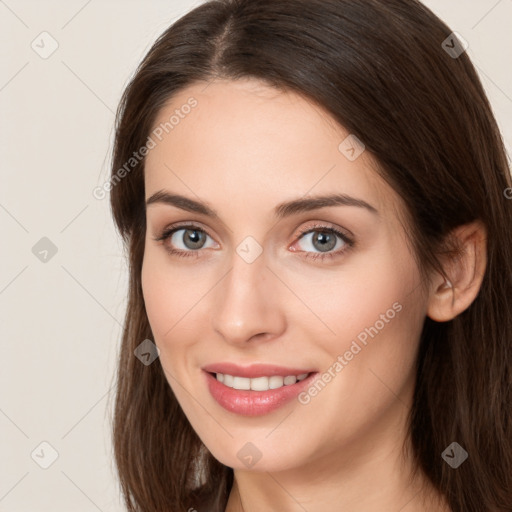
(204, 371, 318, 416)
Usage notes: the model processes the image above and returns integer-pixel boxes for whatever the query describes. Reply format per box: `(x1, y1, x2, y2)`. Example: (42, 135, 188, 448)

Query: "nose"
(211, 250, 287, 346)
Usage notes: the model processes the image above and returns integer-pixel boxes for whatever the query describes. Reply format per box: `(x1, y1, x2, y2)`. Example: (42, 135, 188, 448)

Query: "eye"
(153, 223, 217, 258)
(153, 221, 355, 262)
(291, 223, 355, 262)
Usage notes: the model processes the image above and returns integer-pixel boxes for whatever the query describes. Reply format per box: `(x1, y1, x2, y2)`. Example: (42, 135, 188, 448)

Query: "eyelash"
(153, 222, 355, 262)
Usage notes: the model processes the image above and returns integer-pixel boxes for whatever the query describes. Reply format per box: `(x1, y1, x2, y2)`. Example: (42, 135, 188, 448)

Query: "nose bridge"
(211, 246, 285, 344)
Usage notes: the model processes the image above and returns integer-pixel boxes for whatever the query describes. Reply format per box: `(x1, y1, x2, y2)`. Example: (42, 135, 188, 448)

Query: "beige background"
(0, 0, 511, 510)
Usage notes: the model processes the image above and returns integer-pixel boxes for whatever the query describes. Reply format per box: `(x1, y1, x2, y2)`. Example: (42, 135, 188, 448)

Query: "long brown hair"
(108, 1, 512, 510)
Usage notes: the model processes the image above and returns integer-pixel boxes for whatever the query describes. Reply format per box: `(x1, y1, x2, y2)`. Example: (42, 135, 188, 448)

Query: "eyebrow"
(145, 190, 379, 219)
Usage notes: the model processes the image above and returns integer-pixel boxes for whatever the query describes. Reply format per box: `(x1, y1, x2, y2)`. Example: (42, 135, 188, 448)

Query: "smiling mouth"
(204, 370, 318, 416)
(207, 371, 313, 391)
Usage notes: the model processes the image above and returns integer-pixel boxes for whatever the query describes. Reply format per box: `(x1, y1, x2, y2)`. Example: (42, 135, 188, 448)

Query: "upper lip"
(202, 362, 316, 378)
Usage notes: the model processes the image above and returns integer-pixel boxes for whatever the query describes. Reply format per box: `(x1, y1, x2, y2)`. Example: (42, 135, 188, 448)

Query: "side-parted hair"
(108, 1, 512, 510)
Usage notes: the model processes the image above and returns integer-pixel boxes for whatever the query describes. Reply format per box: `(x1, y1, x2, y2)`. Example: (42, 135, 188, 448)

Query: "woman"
(108, 0, 512, 510)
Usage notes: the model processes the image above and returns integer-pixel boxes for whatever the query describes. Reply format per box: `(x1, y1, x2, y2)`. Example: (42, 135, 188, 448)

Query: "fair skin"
(141, 78, 487, 512)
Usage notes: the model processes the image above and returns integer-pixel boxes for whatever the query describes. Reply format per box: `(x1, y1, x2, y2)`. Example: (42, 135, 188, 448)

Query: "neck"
(224, 396, 451, 512)
(226, 454, 450, 512)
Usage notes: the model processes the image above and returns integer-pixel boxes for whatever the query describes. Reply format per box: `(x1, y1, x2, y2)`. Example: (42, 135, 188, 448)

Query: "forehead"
(144, 78, 401, 222)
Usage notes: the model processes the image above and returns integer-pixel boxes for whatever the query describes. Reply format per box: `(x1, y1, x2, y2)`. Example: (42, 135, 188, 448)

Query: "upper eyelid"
(296, 222, 352, 239)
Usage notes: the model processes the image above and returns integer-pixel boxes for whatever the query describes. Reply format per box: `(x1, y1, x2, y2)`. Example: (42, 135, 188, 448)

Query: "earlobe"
(426, 220, 487, 323)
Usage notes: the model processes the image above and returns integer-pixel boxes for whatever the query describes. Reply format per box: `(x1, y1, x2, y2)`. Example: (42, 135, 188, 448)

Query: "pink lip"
(201, 362, 315, 378)
(202, 368, 318, 417)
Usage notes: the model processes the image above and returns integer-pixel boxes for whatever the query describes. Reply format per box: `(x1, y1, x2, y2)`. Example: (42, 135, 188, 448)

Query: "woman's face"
(142, 78, 430, 472)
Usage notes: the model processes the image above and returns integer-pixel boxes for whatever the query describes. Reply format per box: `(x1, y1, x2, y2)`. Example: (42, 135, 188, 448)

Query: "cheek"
(288, 243, 425, 402)
(141, 248, 199, 337)
(301, 253, 424, 402)
(141, 255, 173, 338)
(281, 241, 423, 354)
(140, 247, 216, 376)
(281, 269, 425, 461)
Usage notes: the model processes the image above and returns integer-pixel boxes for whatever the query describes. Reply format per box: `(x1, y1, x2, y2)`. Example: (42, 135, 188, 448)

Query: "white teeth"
(215, 372, 310, 391)
(233, 376, 251, 390)
(269, 376, 284, 389)
(250, 376, 269, 391)
(284, 375, 297, 385)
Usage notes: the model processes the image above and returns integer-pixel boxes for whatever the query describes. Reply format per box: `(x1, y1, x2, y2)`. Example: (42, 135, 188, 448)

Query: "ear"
(426, 220, 487, 322)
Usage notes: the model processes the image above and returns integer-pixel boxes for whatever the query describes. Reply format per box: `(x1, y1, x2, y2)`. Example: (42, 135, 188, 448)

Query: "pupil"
(314, 232, 335, 252)
(185, 230, 204, 249)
